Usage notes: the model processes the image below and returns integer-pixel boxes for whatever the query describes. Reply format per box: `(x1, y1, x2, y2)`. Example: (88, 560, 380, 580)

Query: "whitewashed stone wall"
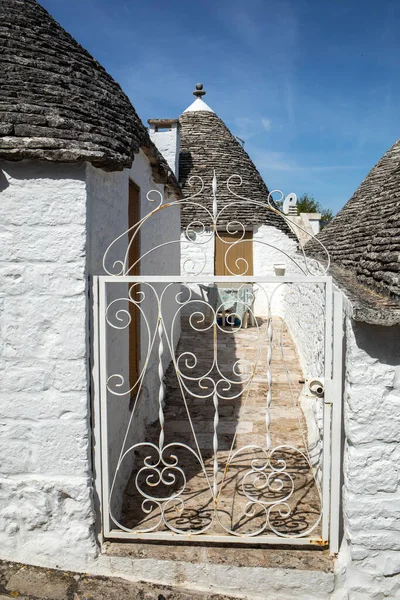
(149, 124, 180, 177)
(86, 163, 131, 525)
(282, 279, 327, 483)
(180, 229, 214, 277)
(253, 225, 299, 315)
(0, 154, 181, 571)
(333, 302, 400, 599)
(283, 281, 326, 380)
(0, 160, 96, 570)
(87, 151, 181, 527)
(281, 271, 400, 598)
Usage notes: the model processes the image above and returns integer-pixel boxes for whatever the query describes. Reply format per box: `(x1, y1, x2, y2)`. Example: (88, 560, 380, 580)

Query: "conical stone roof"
(0, 0, 177, 181)
(308, 139, 400, 300)
(179, 89, 295, 237)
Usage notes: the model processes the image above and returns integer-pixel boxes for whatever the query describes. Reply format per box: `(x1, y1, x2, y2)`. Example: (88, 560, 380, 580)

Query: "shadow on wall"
(0, 168, 9, 192)
(178, 151, 193, 189)
(0, 160, 86, 183)
(352, 322, 400, 367)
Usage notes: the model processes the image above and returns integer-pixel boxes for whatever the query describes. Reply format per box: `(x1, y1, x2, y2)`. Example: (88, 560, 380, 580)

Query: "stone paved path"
(122, 317, 322, 539)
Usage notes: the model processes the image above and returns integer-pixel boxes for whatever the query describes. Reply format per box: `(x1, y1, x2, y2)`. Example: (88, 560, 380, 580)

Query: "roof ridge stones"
(178, 108, 296, 237)
(0, 0, 179, 190)
(308, 138, 400, 301)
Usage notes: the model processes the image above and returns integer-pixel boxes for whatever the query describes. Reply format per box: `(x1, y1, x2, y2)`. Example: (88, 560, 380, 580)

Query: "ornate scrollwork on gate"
(100, 172, 330, 542)
(102, 171, 330, 278)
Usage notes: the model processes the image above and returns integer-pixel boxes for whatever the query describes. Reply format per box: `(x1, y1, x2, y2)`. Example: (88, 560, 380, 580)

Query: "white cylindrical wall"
(87, 151, 181, 529)
(0, 160, 97, 570)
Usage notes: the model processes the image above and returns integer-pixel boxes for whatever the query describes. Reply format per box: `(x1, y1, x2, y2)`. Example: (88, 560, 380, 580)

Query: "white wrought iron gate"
(92, 175, 343, 552)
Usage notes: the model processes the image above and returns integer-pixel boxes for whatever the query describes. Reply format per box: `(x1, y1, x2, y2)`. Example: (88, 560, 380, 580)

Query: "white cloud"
(261, 118, 271, 132)
(252, 150, 365, 173)
(231, 117, 258, 139)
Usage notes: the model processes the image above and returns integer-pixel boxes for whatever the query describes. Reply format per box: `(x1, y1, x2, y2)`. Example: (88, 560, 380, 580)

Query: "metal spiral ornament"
(158, 319, 165, 451)
(212, 390, 219, 499)
(100, 171, 331, 541)
(266, 317, 273, 451)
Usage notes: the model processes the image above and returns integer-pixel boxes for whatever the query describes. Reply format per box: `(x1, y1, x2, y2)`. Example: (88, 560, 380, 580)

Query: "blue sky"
(40, 0, 400, 214)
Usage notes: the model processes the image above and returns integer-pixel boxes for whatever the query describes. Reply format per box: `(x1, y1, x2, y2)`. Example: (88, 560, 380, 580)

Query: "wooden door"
(215, 231, 253, 276)
(128, 180, 140, 391)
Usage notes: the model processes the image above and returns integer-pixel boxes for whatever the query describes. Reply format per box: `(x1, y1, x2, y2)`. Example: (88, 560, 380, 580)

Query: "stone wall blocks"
(0, 362, 49, 392)
(0, 225, 86, 263)
(0, 264, 85, 298)
(344, 385, 400, 444)
(344, 444, 400, 494)
(34, 420, 90, 476)
(0, 265, 27, 296)
(345, 360, 395, 387)
(0, 418, 90, 477)
(349, 545, 371, 561)
(383, 555, 400, 577)
(51, 359, 88, 392)
(347, 513, 400, 533)
(18, 225, 86, 262)
(0, 359, 88, 393)
(0, 478, 93, 533)
(345, 384, 386, 415)
(344, 491, 400, 521)
(24, 264, 86, 296)
(0, 438, 31, 475)
(346, 416, 400, 445)
(0, 187, 86, 226)
(0, 391, 88, 420)
(350, 531, 400, 552)
(2, 296, 86, 359)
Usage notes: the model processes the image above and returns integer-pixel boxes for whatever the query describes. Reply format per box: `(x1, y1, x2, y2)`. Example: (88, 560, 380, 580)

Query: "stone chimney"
(288, 212, 322, 246)
(148, 118, 180, 179)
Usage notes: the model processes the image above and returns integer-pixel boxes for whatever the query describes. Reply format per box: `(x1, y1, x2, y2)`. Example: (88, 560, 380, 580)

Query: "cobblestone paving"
(122, 317, 321, 539)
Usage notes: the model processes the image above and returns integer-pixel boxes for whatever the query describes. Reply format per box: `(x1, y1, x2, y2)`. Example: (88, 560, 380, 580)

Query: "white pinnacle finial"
(183, 83, 215, 114)
(193, 83, 206, 98)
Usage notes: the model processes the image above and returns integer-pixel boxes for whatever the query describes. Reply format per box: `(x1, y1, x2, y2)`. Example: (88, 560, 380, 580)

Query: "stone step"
(0, 560, 240, 600)
(103, 543, 335, 600)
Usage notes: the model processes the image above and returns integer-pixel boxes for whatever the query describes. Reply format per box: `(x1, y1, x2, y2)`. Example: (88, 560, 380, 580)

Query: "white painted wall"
(85, 163, 131, 526)
(0, 153, 181, 571)
(281, 264, 400, 598)
(288, 214, 321, 248)
(0, 160, 97, 570)
(87, 151, 181, 529)
(307, 216, 321, 235)
(149, 123, 180, 177)
(333, 306, 400, 599)
(253, 225, 299, 316)
(282, 279, 327, 481)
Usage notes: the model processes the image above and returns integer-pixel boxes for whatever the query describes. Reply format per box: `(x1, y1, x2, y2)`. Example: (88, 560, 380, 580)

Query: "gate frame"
(92, 275, 343, 553)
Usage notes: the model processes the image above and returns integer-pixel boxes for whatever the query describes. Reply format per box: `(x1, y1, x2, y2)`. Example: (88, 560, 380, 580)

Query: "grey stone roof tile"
(0, 0, 180, 192)
(178, 110, 296, 237)
(308, 139, 400, 302)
